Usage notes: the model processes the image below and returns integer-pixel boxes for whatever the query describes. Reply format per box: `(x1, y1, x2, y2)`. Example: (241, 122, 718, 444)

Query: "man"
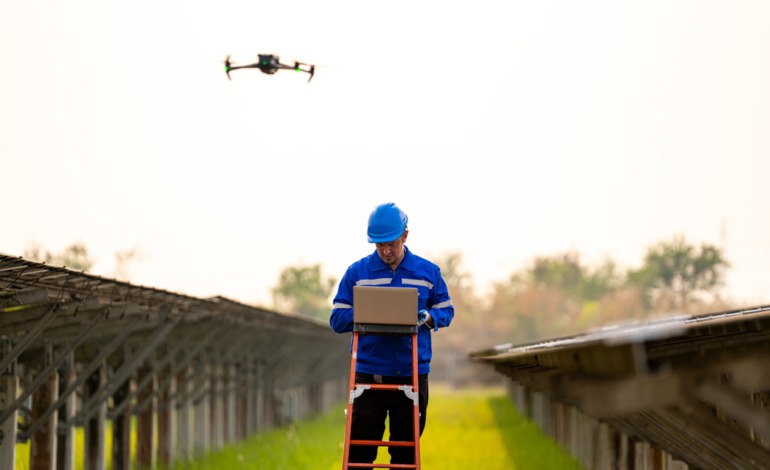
(330, 202, 454, 465)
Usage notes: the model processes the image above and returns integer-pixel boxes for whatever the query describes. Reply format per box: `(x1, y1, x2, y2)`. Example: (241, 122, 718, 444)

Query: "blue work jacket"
(330, 246, 454, 376)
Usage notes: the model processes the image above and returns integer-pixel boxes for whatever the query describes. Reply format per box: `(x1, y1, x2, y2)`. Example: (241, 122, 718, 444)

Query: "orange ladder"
(342, 323, 421, 469)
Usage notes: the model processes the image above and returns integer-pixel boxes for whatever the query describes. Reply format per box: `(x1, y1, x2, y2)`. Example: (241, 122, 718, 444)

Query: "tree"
(112, 248, 142, 280)
(481, 253, 630, 343)
(435, 252, 472, 291)
(23, 242, 143, 281)
(434, 251, 476, 317)
(528, 252, 621, 302)
(430, 252, 505, 385)
(271, 263, 337, 320)
(582, 259, 623, 301)
(530, 252, 584, 299)
(24, 242, 95, 271)
(628, 235, 729, 312)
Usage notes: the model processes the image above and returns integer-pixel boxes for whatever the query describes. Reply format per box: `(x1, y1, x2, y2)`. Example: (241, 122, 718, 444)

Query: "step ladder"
(342, 323, 421, 469)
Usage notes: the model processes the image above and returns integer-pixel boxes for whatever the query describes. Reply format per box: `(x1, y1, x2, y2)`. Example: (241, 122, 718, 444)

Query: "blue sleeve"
(330, 266, 356, 333)
(427, 268, 454, 332)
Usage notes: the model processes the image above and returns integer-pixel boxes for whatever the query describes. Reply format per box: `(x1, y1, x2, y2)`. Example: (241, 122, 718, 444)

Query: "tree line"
(23, 242, 140, 280)
(25, 235, 732, 386)
(272, 234, 731, 385)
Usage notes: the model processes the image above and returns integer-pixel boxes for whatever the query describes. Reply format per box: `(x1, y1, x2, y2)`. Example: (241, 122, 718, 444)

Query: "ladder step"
(352, 383, 413, 391)
(347, 464, 418, 469)
(349, 439, 415, 447)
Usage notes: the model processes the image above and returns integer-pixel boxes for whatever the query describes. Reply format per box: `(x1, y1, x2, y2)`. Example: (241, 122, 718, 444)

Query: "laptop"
(353, 285, 418, 325)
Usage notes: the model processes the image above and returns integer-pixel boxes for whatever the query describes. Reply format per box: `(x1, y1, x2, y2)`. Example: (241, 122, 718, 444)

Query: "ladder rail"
(342, 325, 421, 470)
(342, 330, 360, 466)
(410, 330, 420, 466)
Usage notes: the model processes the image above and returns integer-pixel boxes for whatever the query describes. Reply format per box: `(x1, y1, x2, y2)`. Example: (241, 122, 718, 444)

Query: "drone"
(224, 54, 315, 82)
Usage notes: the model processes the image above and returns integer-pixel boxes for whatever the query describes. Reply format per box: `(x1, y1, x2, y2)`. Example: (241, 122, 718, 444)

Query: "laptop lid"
(353, 285, 418, 325)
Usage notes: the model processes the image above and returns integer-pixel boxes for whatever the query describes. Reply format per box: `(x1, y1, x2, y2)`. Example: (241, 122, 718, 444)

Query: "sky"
(2, 0, 770, 308)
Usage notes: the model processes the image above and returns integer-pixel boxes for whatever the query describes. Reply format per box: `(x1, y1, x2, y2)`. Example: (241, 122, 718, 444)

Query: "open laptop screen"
(353, 286, 418, 325)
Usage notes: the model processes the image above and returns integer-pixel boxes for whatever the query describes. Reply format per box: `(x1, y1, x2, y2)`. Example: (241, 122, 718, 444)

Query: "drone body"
(225, 54, 315, 82)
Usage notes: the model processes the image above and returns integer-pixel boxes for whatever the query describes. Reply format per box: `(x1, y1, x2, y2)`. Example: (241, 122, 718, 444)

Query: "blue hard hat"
(367, 203, 408, 243)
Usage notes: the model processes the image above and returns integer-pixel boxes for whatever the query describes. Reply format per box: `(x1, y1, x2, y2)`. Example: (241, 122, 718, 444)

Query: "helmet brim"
(367, 230, 404, 243)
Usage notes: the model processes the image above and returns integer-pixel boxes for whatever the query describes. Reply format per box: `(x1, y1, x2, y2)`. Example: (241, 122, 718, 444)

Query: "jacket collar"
(370, 246, 416, 273)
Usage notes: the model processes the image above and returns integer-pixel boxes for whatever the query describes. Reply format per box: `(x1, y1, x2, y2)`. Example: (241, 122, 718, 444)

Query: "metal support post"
(193, 359, 211, 456)
(157, 362, 175, 467)
(73, 321, 176, 427)
(83, 361, 106, 470)
(175, 362, 194, 462)
(210, 359, 224, 450)
(31, 341, 59, 470)
(235, 362, 248, 440)
(111, 346, 132, 470)
(226, 362, 238, 444)
(247, 359, 259, 436)
(56, 351, 75, 470)
(0, 338, 19, 470)
(136, 362, 156, 470)
(256, 360, 266, 433)
(2, 310, 107, 432)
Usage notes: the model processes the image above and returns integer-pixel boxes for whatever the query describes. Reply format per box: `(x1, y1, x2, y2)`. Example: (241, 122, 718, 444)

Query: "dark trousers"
(349, 373, 429, 464)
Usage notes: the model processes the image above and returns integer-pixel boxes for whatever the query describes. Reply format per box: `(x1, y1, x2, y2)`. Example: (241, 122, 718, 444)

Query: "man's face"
(375, 231, 408, 270)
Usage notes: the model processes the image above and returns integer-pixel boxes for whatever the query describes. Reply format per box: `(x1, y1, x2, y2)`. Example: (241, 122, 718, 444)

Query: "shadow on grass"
(488, 393, 583, 470)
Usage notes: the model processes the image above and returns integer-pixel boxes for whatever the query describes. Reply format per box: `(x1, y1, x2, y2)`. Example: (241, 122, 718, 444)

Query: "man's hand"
(418, 309, 432, 327)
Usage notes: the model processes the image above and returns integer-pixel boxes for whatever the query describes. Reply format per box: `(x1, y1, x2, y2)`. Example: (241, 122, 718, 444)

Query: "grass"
(419, 387, 582, 469)
(164, 385, 583, 470)
(16, 420, 135, 470)
(15, 387, 582, 469)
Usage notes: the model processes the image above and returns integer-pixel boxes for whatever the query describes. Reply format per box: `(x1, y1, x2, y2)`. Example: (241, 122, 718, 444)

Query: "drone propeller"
(224, 55, 232, 81)
(293, 61, 316, 82)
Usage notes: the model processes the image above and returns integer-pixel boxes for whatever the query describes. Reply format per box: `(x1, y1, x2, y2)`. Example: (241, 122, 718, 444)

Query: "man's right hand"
(418, 309, 432, 327)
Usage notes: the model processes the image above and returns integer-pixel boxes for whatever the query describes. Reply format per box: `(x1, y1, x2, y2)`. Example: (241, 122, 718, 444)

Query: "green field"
(165, 386, 583, 470)
(15, 387, 582, 469)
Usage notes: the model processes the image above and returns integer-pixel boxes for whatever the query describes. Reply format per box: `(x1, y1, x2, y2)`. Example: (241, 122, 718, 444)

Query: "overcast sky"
(2, 0, 769, 308)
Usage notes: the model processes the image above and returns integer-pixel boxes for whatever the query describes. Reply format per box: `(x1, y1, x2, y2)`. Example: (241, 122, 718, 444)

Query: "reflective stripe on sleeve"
(430, 300, 453, 309)
(333, 303, 353, 309)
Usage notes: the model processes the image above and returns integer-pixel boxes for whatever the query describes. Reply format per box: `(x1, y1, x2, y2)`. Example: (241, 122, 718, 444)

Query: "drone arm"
(228, 64, 262, 71)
